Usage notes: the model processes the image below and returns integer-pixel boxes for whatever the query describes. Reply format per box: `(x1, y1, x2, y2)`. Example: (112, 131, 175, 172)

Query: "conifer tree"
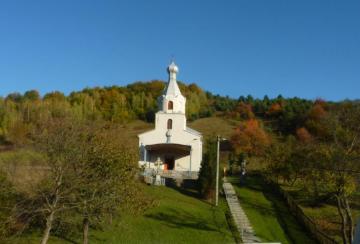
(198, 138, 217, 200)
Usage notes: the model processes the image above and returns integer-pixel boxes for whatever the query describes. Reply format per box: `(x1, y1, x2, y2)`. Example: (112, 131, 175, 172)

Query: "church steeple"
(164, 62, 182, 96)
(159, 62, 186, 114)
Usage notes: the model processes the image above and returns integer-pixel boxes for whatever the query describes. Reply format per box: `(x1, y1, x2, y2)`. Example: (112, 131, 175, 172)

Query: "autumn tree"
(267, 102, 282, 116)
(302, 141, 358, 244)
(229, 102, 254, 120)
(231, 119, 271, 157)
(305, 100, 329, 138)
(323, 103, 360, 244)
(33, 119, 84, 244)
(296, 127, 313, 143)
(264, 134, 314, 187)
(32, 119, 147, 244)
(262, 101, 359, 244)
(70, 124, 146, 244)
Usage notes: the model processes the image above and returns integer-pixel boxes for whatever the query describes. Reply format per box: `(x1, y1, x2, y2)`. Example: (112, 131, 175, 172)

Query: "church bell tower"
(159, 62, 186, 114)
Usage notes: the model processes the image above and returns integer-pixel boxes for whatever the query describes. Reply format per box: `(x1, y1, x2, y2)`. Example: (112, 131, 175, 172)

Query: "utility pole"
(216, 135, 220, 206)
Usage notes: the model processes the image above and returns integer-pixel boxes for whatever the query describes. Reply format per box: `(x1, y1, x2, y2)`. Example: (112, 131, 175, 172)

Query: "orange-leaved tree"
(296, 127, 313, 143)
(230, 119, 271, 157)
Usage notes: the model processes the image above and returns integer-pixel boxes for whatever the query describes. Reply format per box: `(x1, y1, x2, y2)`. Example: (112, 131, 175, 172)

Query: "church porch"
(140, 143, 198, 180)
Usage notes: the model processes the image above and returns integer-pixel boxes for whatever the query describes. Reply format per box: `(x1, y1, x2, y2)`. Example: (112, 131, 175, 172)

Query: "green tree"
(262, 101, 359, 244)
(23, 90, 40, 101)
(33, 119, 148, 244)
(71, 124, 147, 244)
(198, 138, 217, 200)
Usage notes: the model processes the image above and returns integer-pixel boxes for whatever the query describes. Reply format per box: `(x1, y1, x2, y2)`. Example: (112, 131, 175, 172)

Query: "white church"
(138, 62, 203, 178)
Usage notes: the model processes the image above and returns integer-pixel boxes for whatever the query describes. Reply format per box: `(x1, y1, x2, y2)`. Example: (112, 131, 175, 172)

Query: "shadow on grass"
(165, 178, 202, 200)
(145, 207, 219, 232)
(229, 175, 262, 192)
(232, 174, 317, 244)
(262, 187, 316, 243)
(54, 236, 78, 244)
(286, 188, 333, 208)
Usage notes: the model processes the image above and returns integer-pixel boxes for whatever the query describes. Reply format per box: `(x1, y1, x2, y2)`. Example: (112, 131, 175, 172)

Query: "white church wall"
(155, 112, 187, 132)
(161, 96, 186, 114)
(174, 154, 191, 171)
(140, 113, 200, 147)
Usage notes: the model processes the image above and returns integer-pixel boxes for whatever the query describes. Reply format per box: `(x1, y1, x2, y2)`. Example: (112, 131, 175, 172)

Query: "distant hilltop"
(0, 80, 357, 146)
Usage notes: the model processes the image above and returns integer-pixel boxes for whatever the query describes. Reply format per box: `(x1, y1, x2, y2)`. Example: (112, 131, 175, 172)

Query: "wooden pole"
(216, 135, 220, 206)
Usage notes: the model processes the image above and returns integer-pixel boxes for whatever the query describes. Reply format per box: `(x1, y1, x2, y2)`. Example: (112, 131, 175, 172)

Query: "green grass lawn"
(228, 175, 316, 244)
(9, 185, 235, 244)
(91, 185, 234, 244)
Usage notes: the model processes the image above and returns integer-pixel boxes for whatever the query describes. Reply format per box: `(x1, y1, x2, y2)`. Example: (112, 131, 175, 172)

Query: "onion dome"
(167, 61, 179, 74)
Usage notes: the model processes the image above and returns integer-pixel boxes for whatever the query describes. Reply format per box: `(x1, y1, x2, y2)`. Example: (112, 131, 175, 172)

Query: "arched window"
(167, 119, 173, 130)
(168, 101, 173, 110)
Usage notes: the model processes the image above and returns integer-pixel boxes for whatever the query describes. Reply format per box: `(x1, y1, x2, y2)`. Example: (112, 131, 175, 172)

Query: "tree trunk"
(27, 105, 30, 122)
(83, 217, 89, 244)
(342, 197, 354, 243)
(41, 210, 55, 244)
(312, 176, 319, 199)
(336, 196, 349, 244)
(290, 172, 298, 186)
(109, 213, 113, 225)
(41, 172, 62, 244)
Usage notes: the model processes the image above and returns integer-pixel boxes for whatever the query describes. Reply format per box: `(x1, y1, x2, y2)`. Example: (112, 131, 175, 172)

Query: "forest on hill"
(0, 79, 348, 146)
(0, 80, 359, 244)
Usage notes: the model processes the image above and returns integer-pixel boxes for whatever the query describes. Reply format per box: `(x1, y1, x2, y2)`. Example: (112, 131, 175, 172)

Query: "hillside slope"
(188, 117, 238, 139)
(115, 117, 237, 150)
(9, 185, 235, 244)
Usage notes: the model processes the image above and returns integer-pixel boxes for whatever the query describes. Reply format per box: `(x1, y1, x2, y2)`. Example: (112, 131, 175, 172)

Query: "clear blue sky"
(0, 0, 359, 101)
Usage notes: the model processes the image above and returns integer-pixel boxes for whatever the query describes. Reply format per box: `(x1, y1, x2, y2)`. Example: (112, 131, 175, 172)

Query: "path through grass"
(228, 175, 316, 244)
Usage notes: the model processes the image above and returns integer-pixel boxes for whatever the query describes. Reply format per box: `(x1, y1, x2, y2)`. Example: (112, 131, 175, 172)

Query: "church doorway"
(164, 156, 175, 170)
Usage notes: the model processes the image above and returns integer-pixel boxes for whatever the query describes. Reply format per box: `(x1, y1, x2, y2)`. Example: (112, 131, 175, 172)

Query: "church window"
(167, 119, 173, 130)
(168, 101, 173, 110)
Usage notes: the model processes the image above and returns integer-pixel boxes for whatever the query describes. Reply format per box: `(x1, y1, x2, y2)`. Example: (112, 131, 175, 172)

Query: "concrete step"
(223, 182, 261, 244)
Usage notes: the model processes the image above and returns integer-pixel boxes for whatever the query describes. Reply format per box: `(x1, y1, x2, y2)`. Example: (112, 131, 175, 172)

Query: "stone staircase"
(223, 179, 262, 243)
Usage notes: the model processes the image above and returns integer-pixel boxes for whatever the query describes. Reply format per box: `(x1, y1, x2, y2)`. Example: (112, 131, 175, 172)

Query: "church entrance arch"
(164, 156, 175, 170)
(145, 143, 191, 171)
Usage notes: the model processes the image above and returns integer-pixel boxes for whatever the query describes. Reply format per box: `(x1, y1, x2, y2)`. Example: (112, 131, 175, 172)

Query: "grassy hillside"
(188, 117, 238, 139)
(0, 149, 46, 191)
(91, 186, 234, 244)
(228, 175, 316, 244)
(114, 120, 153, 149)
(130, 116, 238, 141)
(8, 185, 234, 244)
(0, 117, 238, 243)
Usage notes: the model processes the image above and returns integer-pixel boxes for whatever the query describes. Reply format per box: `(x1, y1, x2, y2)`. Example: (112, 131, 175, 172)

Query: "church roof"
(186, 127, 202, 136)
(164, 79, 182, 96)
(163, 61, 183, 96)
(145, 143, 191, 153)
